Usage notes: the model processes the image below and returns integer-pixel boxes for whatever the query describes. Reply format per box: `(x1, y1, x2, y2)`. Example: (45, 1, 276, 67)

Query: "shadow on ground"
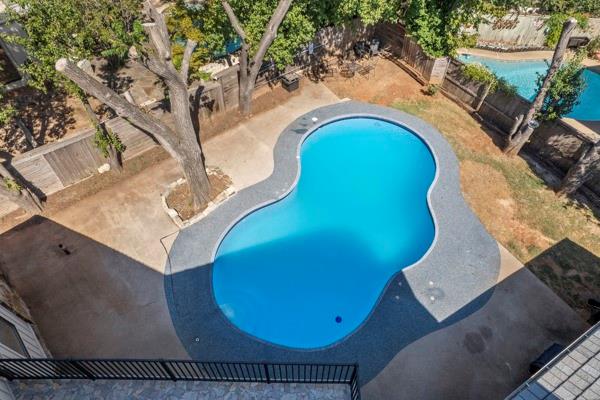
(0, 216, 587, 400)
(165, 250, 586, 400)
(0, 216, 187, 359)
(526, 238, 600, 322)
(1, 89, 75, 152)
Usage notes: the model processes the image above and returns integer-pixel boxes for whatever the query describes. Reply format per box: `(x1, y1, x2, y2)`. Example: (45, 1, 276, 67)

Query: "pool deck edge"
(164, 101, 501, 385)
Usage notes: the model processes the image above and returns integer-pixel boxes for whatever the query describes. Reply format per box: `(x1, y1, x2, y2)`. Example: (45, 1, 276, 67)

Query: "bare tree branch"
(56, 58, 180, 159)
(220, 0, 247, 42)
(142, 1, 172, 61)
(181, 39, 198, 82)
(249, 0, 292, 77)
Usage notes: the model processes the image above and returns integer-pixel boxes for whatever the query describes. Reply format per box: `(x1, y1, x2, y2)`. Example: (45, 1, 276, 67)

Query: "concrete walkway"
(0, 82, 340, 358)
(361, 246, 588, 400)
(10, 380, 349, 400)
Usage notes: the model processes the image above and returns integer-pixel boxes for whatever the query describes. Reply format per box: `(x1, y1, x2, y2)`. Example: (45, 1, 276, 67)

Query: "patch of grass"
(392, 99, 432, 116)
(390, 98, 600, 264)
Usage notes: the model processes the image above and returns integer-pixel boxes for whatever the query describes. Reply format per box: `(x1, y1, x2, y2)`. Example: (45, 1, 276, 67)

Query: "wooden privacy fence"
(375, 23, 449, 85)
(0, 72, 244, 216)
(0, 20, 380, 216)
(1, 117, 157, 217)
(440, 57, 600, 198)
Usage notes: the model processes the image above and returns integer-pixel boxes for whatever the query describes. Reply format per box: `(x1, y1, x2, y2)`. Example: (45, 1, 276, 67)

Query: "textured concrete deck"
(0, 84, 588, 399)
(10, 379, 349, 400)
(361, 246, 588, 400)
(166, 102, 554, 399)
(0, 82, 340, 359)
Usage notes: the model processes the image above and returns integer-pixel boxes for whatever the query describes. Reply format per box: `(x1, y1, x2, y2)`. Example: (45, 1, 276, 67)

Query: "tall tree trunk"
(163, 68, 211, 207)
(80, 95, 123, 172)
(238, 44, 252, 115)
(221, 0, 292, 115)
(504, 18, 577, 156)
(56, 58, 211, 208)
(557, 141, 600, 196)
(0, 163, 43, 214)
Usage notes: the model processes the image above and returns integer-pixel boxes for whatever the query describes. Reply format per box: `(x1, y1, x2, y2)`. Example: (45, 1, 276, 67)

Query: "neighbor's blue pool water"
(212, 118, 436, 349)
(458, 54, 600, 121)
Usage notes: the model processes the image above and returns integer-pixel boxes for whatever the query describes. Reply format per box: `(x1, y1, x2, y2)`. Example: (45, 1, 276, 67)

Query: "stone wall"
(476, 15, 600, 50)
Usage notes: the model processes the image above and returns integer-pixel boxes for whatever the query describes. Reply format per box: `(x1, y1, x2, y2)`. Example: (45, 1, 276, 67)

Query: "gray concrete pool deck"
(0, 84, 588, 399)
(165, 101, 588, 398)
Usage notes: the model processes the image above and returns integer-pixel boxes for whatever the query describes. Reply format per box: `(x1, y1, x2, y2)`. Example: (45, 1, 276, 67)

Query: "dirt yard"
(166, 168, 232, 221)
(324, 58, 600, 320)
(0, 87, 92, 155)
(0, 82, 305, 232)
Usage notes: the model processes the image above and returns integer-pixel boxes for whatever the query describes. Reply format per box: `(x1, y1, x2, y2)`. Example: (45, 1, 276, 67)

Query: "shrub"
(537, 51, 586, 121)
(461, 62, 518, 96)
(544, 13, 588, 48)
(497, 77, 518, 96)
(462, 63, 498, 91)
(456, 32, 478, 49)
(423, 84, 439, 96)
(586, 36, 600, 59)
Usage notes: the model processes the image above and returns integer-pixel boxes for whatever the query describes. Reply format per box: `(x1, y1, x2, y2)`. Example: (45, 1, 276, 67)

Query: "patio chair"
(357, 59, 376, 79)
(339, 64, 355, 79)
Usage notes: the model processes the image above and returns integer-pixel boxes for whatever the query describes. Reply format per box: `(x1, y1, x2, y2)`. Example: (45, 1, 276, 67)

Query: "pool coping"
(165, 101, 501, 383)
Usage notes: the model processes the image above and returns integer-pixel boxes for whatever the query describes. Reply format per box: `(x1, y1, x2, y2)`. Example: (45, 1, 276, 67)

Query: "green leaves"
(537, 51, 586, 121)
(4, 0, 144, 93)
(544, 12, 588, 47)
(461, 62, 517, 94)
(2, 177, 22, 192)
(93, 126, 126, 158)
(404, 0, 491, 58)
(539, 0, 600, 17)
(0, 66, 16, 128)
(214, 0, 400, 71)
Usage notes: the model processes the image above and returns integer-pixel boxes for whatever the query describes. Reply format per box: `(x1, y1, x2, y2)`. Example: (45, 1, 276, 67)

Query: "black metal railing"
(0, 359, 360, 400)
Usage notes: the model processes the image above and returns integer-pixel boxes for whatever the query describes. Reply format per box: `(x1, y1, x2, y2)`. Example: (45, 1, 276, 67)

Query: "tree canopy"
(3, 0, 143, 93)
(537, 51, 586, 121)
(170, 0, 401, 72)
(404, 0, 494, 57)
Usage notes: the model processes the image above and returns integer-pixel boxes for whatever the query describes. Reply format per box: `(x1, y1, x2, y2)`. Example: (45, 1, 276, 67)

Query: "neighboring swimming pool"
(458, 54, 600, 121)
(212, 117, 436, 349)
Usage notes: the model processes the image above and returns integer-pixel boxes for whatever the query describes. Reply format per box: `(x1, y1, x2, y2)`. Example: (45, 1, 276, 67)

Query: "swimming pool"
(212, 117, 437, 349)
(458, 54, 600, 121)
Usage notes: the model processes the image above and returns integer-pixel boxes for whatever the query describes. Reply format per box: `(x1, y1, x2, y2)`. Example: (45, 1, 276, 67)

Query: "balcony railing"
(0, 358, 361, 400)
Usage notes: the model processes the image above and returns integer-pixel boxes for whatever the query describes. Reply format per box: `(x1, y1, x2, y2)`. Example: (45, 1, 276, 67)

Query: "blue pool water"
(458, 54, 600, 121)
(212, 118, 437, 349)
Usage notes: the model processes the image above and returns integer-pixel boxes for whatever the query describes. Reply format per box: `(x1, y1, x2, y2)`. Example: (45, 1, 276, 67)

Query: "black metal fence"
(0, 359, 360, 400)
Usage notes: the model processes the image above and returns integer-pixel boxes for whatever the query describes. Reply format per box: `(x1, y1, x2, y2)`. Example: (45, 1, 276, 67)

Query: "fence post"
(509, 114, 525, 140)
(71, 360, 96, 380)
(350, 364, 361, 400)
(0, 366, 15, 381)
(475, 84, 491, 112)
(160, 360, 177, 382)
(263, 363, 271, 384)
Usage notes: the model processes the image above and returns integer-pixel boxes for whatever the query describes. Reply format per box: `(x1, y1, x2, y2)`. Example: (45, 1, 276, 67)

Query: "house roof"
(506, 322, 600, 400)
